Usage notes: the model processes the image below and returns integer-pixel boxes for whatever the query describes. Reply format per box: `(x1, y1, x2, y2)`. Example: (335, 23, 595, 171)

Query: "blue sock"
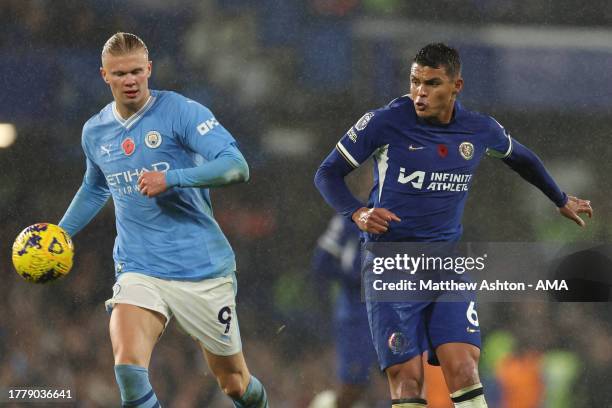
(232, 375, 268, 408)
(114, 364, 161, 408)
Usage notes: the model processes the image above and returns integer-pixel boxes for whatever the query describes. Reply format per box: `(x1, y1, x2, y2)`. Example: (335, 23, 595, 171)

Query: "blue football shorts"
(366, 292, 481, 370)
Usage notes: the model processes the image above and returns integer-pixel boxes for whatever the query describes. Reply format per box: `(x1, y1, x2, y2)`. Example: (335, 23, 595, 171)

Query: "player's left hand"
(138, 171, 168, 198)
(558, 195, 593, 227)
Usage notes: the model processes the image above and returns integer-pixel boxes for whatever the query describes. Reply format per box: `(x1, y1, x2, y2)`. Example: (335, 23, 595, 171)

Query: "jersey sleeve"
(58, 129, 110, 237)
(165, 144, 249, 188)
(485, 116, 513, 159)
(83, 155, 108, 188)
(175, 95, 237, 161)
(335, 111, 382, 168)
(502, 139, 568, 207)
(80, 128, 109, 189)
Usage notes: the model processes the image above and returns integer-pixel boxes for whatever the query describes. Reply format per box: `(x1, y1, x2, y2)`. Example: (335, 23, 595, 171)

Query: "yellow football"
(11, 223, 74, 283)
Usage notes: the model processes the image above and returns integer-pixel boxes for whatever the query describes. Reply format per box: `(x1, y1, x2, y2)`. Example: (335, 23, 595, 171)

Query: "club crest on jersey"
(355, 112, 374, 131)
(459, 142, 474, 160)
(121, 137, 135, 156)
(145, 131, 162, 149)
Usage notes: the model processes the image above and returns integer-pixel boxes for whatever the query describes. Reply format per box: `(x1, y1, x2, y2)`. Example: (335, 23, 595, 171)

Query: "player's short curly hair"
(101, 32, 148, 59)
(414, 43, 461, 78)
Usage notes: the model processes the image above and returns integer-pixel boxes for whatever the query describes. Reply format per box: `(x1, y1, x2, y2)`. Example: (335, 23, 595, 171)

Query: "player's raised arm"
(500, 138, 593, 226)
(138, 96, 249, 197)
(138, 144, 248, 197)
(58, 137, 111, 237)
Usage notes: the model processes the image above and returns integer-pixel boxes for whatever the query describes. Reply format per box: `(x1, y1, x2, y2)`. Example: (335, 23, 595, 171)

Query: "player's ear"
(100, 67, 110, 84)
(147, 61, 152, 78)
(453, 77, 464, 96)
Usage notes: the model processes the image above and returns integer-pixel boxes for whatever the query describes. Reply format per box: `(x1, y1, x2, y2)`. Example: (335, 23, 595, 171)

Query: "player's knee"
(446, 359, 479, 388)
(113, 343, 147, 367)
(114, 352, 146, 367)
(386, 366, 423, 397)
(217, 373, 246, 400)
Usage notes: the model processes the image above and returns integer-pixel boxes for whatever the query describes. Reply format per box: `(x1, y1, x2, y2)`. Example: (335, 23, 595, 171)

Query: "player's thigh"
(425, 297, 481, 365)
(426, 298, 481, 391)
(106, 272, 170, 367)
(109, 304, 166, 367)
(435, 342, 480, 368)
(162, 272, 242, 357)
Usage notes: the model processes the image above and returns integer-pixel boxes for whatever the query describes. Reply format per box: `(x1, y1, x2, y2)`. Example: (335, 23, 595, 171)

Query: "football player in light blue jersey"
(58, 33, 268, 408)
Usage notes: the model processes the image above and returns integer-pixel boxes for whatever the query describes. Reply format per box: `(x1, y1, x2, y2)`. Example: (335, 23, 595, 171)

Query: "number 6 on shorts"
(466, 301, 479, 327)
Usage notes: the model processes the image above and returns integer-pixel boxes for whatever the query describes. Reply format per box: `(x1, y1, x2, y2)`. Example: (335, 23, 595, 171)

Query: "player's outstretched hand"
(558, 195, 593, 227)
(138, 171, 168, 198)
(352, 207, 401, 234)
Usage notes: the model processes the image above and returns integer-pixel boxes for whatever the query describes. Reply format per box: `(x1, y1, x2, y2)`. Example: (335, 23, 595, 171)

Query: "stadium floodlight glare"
(0, 123, 17, 148)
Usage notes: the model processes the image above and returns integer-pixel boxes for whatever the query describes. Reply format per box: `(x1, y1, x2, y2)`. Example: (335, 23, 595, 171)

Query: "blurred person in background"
(309, 213, 378, 408)
(309, 169, 378, 408)
(314, 42, 592, 408)
(57, 32, 268, 408)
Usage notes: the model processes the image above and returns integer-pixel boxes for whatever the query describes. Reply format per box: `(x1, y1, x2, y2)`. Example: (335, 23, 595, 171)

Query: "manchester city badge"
(145, 130, 162, 149)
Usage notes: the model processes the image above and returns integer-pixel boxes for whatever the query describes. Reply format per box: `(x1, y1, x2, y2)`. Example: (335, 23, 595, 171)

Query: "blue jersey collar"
(415, 100, 463, 127)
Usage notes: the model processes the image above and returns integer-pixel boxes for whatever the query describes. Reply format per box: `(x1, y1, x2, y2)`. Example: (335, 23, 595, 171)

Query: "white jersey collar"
(112, 94, 156, 130)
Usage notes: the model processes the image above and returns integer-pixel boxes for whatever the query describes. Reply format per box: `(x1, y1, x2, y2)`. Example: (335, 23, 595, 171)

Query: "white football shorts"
(105, 272, 242, 356)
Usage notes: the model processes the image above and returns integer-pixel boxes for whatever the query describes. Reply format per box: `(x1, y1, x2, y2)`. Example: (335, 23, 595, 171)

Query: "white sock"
(450, 383, 487, 407)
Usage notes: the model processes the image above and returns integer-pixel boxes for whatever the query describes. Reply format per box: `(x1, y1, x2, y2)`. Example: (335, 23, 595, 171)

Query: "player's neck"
(115, 90, 151, 120)
(427, 101, 456, 125)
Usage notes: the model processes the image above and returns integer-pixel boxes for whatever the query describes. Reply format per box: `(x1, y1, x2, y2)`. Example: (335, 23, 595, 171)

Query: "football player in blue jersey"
(58, 33, 268, 408)
(314, 43, 592, 408)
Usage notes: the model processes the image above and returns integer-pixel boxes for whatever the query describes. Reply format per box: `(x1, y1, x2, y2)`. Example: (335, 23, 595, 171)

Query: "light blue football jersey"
(81, 90, 237, 280)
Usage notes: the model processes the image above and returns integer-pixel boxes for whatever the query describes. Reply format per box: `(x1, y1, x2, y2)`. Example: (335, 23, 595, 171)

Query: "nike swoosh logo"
(409, 145, 425, 151)
(466, 326, 480, 333)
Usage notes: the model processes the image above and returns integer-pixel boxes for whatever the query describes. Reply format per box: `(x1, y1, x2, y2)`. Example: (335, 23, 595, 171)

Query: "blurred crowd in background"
(0, 0, 611, 406)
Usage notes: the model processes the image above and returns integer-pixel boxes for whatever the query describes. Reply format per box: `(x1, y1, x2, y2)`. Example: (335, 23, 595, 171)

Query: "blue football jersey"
(335, 96, 512, 242)
(81, 90, 237, 280)
(314, 214, 362, 287)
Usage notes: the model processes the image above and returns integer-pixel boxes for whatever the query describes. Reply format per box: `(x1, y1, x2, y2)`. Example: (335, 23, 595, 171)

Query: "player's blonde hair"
(101, 32, 148, 60)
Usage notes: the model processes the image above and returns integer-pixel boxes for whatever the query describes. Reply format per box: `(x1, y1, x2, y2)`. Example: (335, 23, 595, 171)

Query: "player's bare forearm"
(558, 195, 593, 227)
(351, 207, 401, 234)
(138, 171, 168, 197)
